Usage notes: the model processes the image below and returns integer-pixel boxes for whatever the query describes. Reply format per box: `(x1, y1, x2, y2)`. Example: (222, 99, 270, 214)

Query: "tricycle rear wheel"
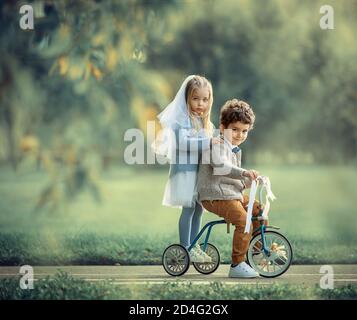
(162, 244, 190, 276)
(193, 243, 220, 275)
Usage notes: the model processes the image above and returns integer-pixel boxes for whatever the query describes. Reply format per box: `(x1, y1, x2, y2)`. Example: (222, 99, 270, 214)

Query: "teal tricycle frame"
(162, 183, 293, 278)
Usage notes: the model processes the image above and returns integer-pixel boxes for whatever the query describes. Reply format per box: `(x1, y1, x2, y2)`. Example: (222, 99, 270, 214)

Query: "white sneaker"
(189, 247, 205, 263)
(228, 262, 259, 278)
(194, 244, 212, 263)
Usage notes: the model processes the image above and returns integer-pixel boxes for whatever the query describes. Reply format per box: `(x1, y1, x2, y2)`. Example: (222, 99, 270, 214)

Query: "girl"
(154, 75, 220, 263)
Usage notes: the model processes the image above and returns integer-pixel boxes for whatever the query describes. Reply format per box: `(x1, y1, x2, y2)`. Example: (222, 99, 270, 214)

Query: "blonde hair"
(184, 75, 214, 137)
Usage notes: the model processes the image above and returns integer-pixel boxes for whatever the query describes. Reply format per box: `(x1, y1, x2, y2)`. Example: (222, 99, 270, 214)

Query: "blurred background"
(0, 0, 356, 265)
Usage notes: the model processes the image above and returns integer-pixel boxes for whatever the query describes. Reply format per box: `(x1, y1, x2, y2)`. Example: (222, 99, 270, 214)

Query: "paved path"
(1, 264, 356, 287)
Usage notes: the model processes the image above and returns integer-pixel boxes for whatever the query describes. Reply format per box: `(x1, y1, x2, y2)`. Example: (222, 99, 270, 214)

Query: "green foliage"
(148, 0, 357, 164)
(0, 0, 180, 209)
(0, 272, 131, 300)
(0, 272, 356, 300)
(0, 1, 357, 218)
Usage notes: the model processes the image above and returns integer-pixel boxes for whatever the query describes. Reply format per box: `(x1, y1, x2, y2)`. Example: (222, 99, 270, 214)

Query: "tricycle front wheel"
(247, 230, 293, 278)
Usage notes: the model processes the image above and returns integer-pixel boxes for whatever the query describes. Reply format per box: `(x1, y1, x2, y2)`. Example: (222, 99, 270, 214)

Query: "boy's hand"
(243, 169, 259, 180)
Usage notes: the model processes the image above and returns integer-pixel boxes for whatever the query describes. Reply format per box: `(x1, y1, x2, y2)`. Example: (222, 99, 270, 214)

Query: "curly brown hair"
(220, 99, 255, 129)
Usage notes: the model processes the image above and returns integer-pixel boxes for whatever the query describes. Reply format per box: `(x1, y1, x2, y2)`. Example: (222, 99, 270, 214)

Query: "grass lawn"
(0, 164, 356, 265)
(0, 272, 356, 300)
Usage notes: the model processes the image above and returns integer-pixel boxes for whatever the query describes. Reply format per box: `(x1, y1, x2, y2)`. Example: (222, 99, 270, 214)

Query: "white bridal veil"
(152, 75, 196, 161)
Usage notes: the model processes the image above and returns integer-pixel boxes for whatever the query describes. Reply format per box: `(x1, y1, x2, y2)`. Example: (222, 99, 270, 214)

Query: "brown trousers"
(202, 195, 267, 264)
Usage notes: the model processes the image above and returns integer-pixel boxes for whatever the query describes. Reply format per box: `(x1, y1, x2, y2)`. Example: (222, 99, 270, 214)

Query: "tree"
(0, 0, 179, 211)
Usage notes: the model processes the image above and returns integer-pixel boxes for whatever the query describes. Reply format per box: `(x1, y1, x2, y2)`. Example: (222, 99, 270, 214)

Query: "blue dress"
(162, 118, 211, 208)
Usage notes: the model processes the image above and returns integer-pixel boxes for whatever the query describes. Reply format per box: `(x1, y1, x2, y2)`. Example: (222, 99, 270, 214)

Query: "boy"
(198, 99, 263, 278)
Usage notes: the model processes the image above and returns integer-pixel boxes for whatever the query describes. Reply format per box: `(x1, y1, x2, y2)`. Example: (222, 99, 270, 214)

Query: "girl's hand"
(211, 137, 224, 145)
(243, 169, 259, 180)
